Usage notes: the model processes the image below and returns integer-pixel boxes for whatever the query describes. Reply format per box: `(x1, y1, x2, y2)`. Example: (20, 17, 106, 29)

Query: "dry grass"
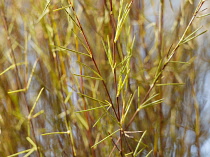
(0, 0, 210, 156)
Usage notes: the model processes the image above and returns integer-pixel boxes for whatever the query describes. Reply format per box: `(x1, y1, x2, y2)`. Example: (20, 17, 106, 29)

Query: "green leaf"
(53, 5, 71, 12)
(93, 103, 119, 128)
(156, 83, 185, 86)
(64, 9, 81, 29)
(75, 104, 111, 113)
(7, 149, 31, 157)
(145, 150, 153, 157)
(182, 26, 203, 42)
(53, 45, 90, 57)
(102, 36, 115, 72)
(75, 113, 89, 130)
(181, 30, 207, 45)
(125, 152, 133, 156)
(73, 74, 103, 80)
(42, 131, 69, 136)
(137, 94, 159, 111)
(0, 62, 26, 76)
(91, 129, 120, 148)
(169, 61, 190, 64)
(133, 131, 147, 156)
(93, 110, 109, 127)
(77, 61, 103, 79)
(7, 137, 37, 157)
(121, 91, 136, 124)
(114, 1, 132, 42)
(28, 88, 44, 119)
(117, 69, 130, 97)
(36, 1, 50, 24)
(77, 93, 108, 105)
(139, 98, 164, 110)
(26, 137, 37, 148)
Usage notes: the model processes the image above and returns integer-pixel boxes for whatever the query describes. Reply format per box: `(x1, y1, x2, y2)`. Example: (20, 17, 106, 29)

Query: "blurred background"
(1, 0, 210, 156)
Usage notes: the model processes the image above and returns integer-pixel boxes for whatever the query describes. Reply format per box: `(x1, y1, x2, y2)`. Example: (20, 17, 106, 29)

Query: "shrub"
(0, 0, 209, 156)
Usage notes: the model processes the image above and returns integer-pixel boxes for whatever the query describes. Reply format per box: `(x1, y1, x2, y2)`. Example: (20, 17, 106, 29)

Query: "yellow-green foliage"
(0, 0, 209, 156)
